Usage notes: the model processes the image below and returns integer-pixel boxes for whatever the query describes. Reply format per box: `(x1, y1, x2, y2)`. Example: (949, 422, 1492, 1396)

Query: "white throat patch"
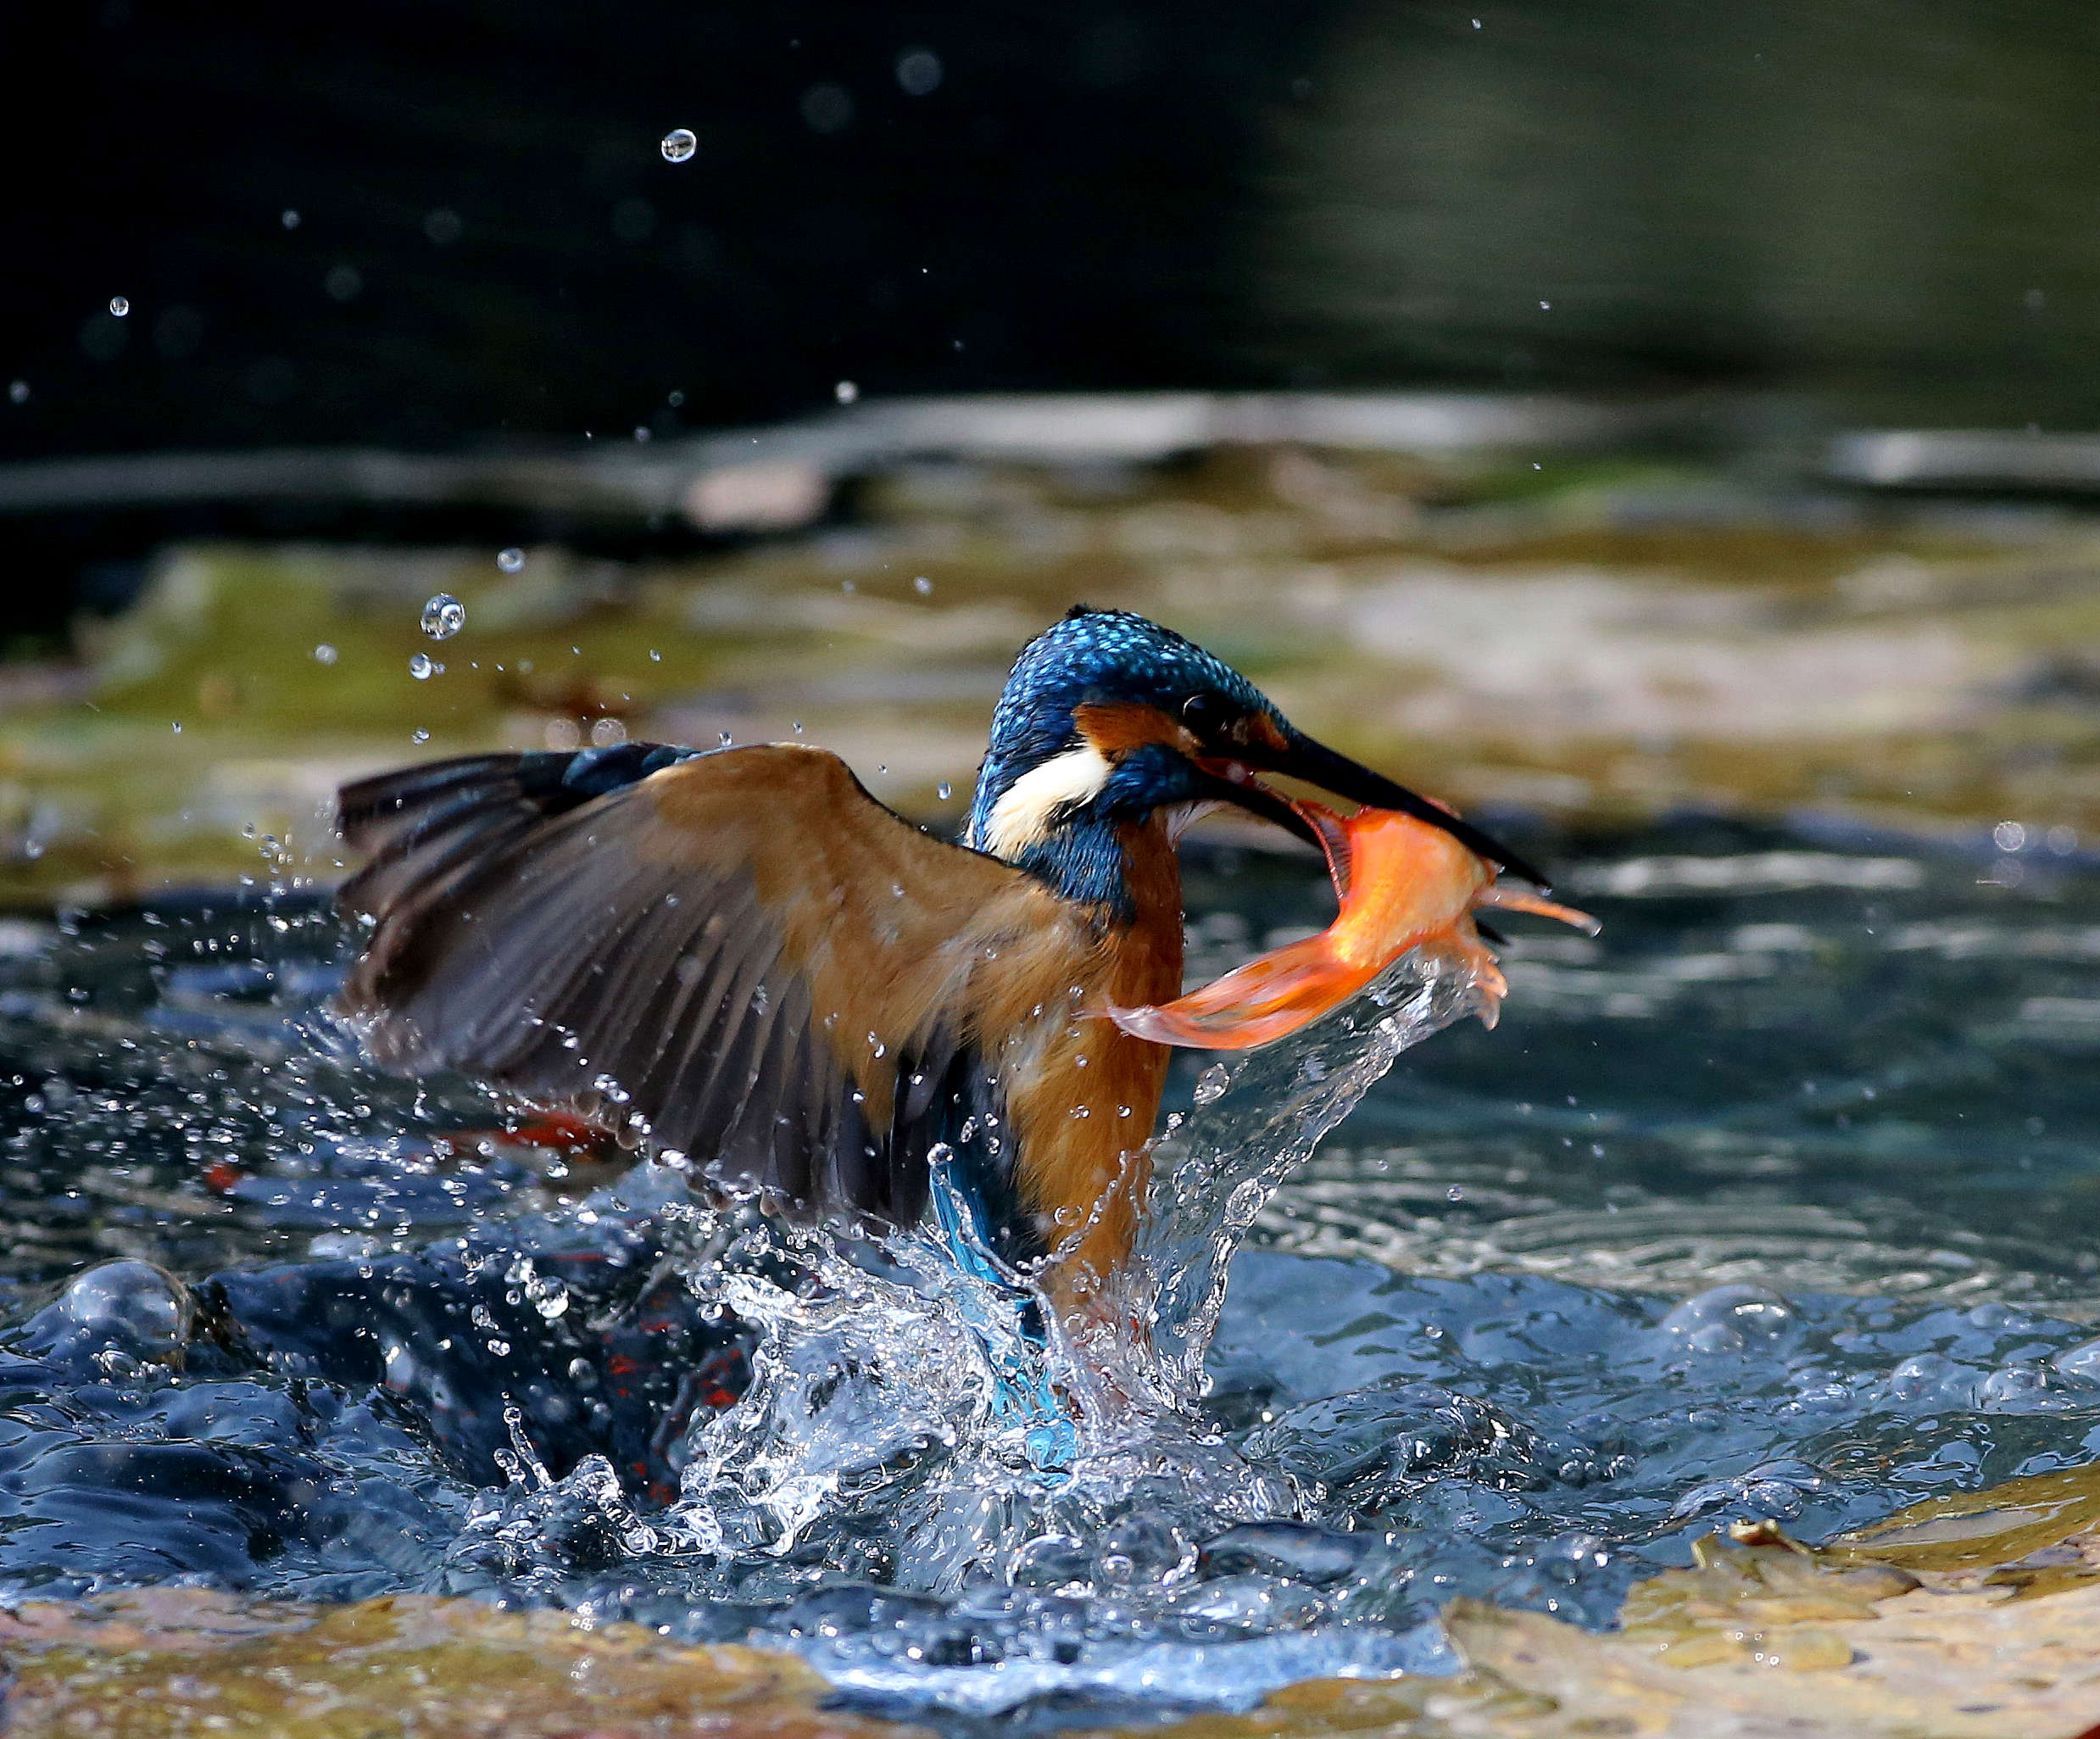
(980, 744, 1112, 861)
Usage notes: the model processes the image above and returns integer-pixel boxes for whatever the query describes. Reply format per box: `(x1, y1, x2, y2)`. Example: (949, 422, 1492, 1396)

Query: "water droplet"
(420, 594, 465, 640)
(660, 127, 698, 163)
(937, 782, 952, 800)
(633, 425, 650, 442)
(8, 381, 25, 404)
(170, 721, 181, 733)
(1193, 1062, 1231, 1104)
(718, 730, 732, 748)
(1447, 1184, 1465, 1201)
(1994, 820, 2027, 853)
(913, 574, 933, 595)
(649, 648, 662, 661)
(281, 209, 300, 228)
(895, 47, 944, 95)
(791, 721, 804, 733)
(834, 379, 859, 404)
(312, 643, 338, 666)
(411, 727, 430, 744)
(108, 296, 130, 317)
(409, 653, 435, 680)
(496, 546, 526, 573)
(667, 390, 685, 408)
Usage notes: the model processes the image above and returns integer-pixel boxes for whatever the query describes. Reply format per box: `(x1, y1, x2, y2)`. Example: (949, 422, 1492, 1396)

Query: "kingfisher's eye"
(1180, 693, 1236, 737)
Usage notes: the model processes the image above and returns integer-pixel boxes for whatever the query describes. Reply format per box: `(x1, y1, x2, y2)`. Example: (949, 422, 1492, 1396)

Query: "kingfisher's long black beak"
(1204, 726, 1551, 889)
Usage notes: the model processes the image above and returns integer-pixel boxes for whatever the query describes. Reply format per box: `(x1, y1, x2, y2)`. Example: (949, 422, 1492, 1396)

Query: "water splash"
(655, 945, 1490, 1597)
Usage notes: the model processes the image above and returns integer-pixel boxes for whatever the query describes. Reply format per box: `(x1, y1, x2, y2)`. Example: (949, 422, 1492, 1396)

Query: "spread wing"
(334, 742, 1066, 1231)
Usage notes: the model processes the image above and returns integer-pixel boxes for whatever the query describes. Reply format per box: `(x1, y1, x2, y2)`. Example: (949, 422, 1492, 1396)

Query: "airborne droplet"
(1193, 1062, 1231, 1105)
(409, 653, 436, 680)
(421, 594, 465, 640)
(660, 128, 698, 163)
(497, 547, 526, 573)
(109, 296, 130, 317)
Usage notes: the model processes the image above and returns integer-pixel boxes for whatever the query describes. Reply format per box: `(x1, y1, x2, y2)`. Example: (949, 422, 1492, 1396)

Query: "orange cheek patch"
(1073, 701, 1191, 757)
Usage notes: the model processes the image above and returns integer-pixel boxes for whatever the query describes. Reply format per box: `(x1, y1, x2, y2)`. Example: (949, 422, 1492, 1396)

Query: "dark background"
(8, 0, 2100, 460)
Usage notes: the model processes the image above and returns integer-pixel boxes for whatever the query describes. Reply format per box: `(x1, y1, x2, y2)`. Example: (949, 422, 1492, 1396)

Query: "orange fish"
(1111, 801, 1596, 1050)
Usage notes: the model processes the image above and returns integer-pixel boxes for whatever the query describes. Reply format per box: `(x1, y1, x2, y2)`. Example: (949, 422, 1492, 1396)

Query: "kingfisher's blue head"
(966, 608, 1540, 912)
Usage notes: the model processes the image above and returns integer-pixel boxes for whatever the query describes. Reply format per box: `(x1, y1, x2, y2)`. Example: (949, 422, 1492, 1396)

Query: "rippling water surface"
(3, 817, 2099, 1727)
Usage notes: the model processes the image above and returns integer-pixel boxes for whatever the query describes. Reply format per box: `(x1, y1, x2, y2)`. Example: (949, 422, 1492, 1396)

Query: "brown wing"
(335, 742, 1068, 1229)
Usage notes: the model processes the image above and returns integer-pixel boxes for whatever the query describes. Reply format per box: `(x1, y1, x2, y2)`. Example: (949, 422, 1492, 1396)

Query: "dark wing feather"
(335, 742, 1061, 1231)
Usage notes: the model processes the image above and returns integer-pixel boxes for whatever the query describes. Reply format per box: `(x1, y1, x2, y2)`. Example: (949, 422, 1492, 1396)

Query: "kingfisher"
(335, 608, 1540, 1321)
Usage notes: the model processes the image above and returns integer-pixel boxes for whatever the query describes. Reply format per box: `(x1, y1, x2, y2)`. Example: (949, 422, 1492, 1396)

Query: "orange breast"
(979, 817, 1181, 1313)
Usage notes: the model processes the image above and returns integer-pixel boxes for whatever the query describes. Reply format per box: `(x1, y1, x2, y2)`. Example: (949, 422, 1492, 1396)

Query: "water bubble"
(496, 546, 526, 573)
(913, 575, 933, 595)
(937, 781, 952, 800)
(108, 296, 130, 318)
(409, 654, 436, 680)
(1993, 820, 2027, 853)
(421, 593, 465, 640)
(1193, 1062, 1231, 1104)
(834, 379, 859, 404)
(52, 1260, 192, 1363)
(660, 127, 698, 163)
(312, 643, 338, 666)
(1661, 1283, 1795, 1354)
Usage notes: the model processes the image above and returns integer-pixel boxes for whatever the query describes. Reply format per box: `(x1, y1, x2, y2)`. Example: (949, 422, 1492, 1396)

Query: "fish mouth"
(1186, 761, 1323, 851)
(1197, 728, 1550, 889)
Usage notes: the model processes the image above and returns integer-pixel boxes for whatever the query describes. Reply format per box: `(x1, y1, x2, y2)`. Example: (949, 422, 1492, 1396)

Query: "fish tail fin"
(1109, 935, 1369, 1051)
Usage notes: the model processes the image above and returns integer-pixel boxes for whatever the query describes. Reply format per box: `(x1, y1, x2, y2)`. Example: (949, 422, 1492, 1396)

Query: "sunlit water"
(3, 817, 2100, 1727)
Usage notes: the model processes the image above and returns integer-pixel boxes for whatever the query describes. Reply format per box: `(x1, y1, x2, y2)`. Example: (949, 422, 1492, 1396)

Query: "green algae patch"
(1830, 1458, 2100, 1595)
(0, 1587, 933, 1739)
(8, 449, 2100, 905)
(1115, 1478, 2100, 1739)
